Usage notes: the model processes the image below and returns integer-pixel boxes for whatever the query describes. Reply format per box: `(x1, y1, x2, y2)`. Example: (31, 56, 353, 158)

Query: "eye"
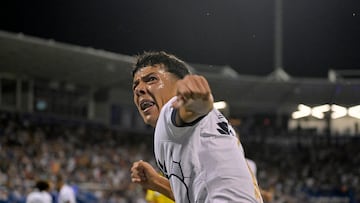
(147, 76, 157, 82)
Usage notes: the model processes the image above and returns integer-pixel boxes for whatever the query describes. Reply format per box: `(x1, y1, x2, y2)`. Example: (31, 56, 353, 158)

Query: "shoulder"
(156, 96, 178, 129)
(156, 96, 203, 138)
(200, 108, 238, 136)
(42, 192, 52, 203)
(60, 184, 74, 195)
(28, 191, 41, 196)
(161, 96, 177, 114)
(27, 191, 42, 202)
(27, 191, 37, 198)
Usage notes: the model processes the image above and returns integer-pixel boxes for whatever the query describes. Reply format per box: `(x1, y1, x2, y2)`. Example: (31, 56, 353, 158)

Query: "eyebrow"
(132, 72, 157, 90)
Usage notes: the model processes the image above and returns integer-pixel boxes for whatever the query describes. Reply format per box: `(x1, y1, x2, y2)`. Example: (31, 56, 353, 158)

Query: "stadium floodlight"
(311, 104, 330, 119)
(331, 104, 347, 119)
(292, 104, 360, 120)
(214, 101, 227, 110)
(292, 104, 311, 119)
(348, 105, 360, 119)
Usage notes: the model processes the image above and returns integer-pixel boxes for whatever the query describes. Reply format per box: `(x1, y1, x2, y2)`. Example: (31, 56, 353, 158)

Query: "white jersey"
(154, 97, 263, 203)
(58, 184, 76, 203)
(26, 190, 52, 203)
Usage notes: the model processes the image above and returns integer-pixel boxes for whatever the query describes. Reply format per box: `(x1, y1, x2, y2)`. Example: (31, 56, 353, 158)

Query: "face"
(55, 180, 62, 191)
(133, 64, 179, 127)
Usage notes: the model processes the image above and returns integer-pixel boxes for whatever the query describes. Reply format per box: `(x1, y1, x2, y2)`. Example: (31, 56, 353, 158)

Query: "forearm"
(178, 96, 213, 124)
(151, 175, 175, 201)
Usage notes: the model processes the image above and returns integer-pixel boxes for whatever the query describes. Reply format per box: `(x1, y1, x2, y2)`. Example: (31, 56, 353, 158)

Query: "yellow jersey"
(145, 190, 174, 203)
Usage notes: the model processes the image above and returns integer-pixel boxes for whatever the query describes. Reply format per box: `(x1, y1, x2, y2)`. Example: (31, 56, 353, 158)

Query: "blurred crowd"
(0, 110, 359, 203)
(0, 111, 154, 203)
(241, 122, 360, 203)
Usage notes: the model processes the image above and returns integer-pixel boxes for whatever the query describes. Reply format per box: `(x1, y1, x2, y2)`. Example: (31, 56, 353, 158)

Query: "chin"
(146, 118, 158, 128)
(147, 120, 157, 127)
(142, 115, 153, 126)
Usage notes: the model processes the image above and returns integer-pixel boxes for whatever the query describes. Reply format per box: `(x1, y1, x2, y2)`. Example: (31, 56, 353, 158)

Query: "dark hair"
(132, 51, 190, 79)
(35, 180, 50, 191)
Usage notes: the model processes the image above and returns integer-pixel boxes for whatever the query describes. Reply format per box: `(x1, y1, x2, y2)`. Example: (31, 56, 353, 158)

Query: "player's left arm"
(172, 75, 213, 125)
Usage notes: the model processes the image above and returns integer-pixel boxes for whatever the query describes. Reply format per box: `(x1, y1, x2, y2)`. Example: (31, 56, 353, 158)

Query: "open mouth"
(140, 100, 155, 111)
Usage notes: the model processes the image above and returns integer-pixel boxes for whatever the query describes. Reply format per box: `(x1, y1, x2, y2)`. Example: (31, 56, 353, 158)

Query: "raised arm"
(172, 75, 214, 125)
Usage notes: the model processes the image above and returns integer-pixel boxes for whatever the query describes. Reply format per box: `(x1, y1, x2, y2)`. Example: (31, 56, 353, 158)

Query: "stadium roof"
(1, 30, 360, 117)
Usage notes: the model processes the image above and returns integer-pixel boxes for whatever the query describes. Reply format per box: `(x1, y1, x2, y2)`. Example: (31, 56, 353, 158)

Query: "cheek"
(149, 84, 166, 97)
(157, 82, 165, 89)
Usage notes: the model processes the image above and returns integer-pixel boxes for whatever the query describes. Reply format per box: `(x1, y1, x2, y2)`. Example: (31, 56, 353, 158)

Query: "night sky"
(1, 0, 360, 77)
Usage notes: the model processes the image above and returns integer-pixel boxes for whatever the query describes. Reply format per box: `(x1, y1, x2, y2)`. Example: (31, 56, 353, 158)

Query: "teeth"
(140, 101, 154, 110)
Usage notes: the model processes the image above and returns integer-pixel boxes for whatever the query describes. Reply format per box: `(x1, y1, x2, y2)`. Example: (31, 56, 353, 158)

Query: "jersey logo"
(157, 159, 191, 202)
(157, 159, 168, 178)
(216, 121, 230, 135)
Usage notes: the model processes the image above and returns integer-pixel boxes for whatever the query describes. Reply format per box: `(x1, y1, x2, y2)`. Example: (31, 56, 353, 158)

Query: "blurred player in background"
(55, 175, 76, 203)
(26, 180, 52, 203)
(246, 159, 274, 202)
(130, 51, 263, 202)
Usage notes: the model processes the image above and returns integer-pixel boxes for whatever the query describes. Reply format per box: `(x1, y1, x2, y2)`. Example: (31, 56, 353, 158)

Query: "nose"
(134, 82, 146, 96)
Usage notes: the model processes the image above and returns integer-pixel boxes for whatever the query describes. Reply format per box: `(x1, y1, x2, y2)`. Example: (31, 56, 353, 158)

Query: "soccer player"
(55, 175, 76, 203)
(130, 51, 263, 202)
(26, 180, 52, 203)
